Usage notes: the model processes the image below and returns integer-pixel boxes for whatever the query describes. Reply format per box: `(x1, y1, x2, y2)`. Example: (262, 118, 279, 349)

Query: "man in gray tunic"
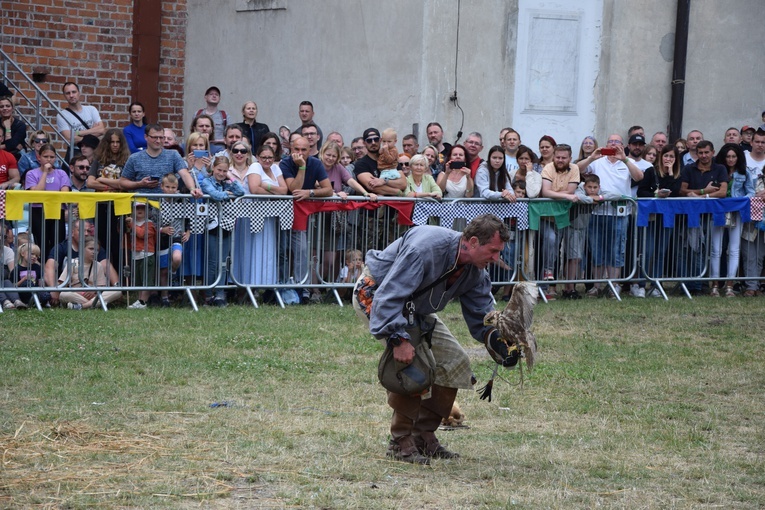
(353, 214, 516, 464)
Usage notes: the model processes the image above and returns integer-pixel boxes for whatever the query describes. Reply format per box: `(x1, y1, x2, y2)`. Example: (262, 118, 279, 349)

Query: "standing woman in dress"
(24, 144, 71, 256)
(243, 145, 289, 291)
(123, 102, 148, 153)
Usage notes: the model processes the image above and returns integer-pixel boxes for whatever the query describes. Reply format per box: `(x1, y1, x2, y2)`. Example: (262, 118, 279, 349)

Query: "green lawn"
(1, 298, 764, 508)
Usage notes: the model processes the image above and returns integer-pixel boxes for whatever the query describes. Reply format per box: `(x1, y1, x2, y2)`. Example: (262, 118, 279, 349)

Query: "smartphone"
(658, 188, 671, 194)
(193, 150, 210, 158)
(600, 148, 616, 156)
(451, 161, 466, 169)
(711, 180, 720, 188)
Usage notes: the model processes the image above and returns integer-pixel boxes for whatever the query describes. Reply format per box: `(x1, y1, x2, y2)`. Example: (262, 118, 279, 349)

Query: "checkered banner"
(160, 198, 294, 234)
(411, 200, 530, 230)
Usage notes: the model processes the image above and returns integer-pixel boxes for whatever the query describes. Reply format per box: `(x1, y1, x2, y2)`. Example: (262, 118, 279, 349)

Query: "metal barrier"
(2, 192, 765, 312)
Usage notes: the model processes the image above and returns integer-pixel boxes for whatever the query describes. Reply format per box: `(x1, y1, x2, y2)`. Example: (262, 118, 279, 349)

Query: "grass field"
(1, 297, 764, 509)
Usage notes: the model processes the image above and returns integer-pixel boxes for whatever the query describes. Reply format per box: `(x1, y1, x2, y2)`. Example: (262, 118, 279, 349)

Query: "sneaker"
(128, 300, 147, 309)
(309, 291, 322, 304)
(161, 298, 172, 308)
(647, 287, 663, 298)
(561, 290, 581, 300)
(608, 286, 621, 299)
(544, 292, 557, 301)
(543, 270, 555, 281)
(725, 286, 736, 298)
(630, 284, 645, 298)
(212, 298, 228, 307)
(709, 287, 720, 298)
(2, 299, 15, 309)
(586, 287, 600, 298)
(67, 303, 83, 310)
(13, 300, 28, 309)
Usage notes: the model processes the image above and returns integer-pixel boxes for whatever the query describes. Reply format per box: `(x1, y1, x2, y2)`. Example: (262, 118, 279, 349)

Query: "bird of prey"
(484, 281, 538, 370)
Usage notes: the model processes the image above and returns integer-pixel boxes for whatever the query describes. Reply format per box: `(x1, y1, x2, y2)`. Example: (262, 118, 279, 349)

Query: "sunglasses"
(231, 148, 249, 155)
(34, 138, 49, 143)
(75, 164, 90, 170)
(365, 136, 380, 143)
(397, 162, 410, 169)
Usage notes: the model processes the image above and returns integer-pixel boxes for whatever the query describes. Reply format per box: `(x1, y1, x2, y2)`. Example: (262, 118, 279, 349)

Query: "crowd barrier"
(2, 190, 765, 311)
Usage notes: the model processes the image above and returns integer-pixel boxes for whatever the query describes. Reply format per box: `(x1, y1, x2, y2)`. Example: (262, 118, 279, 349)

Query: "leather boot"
(414, 385, 460, 459)
(386, 392, 430, 465)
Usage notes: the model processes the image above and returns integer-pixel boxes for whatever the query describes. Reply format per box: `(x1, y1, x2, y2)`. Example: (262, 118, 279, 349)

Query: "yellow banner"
(1, 191, 136, 220)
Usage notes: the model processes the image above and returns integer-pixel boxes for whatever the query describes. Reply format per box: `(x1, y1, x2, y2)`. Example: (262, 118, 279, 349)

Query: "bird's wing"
(504, 282, 537, 331)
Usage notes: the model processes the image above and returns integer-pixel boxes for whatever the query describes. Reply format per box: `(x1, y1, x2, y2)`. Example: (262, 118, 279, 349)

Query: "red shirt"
(0, 150, 17, 185)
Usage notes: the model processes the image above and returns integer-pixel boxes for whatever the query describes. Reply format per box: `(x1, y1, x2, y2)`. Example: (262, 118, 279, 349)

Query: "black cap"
(77, 134, 100, 150)
(363, 128, 380, 140)
(628, 134, 646, 145)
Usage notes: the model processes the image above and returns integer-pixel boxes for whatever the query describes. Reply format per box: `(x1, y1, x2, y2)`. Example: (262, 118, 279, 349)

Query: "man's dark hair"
(426, 122, 443, 131)
(62, 81, 79, 93)
(627, 125, 644, 136)
(225, 124, 244, 136)
(462, 214, 510, 244)
(403, 134, 418, 143)
(696, 140, 714, 152)
(69, 154, 89, 167)
(351, 136, 364, 145)
(144, 123, 164, 135)
(299, 100, 314, 109)
(756, 128, 765, 138)
(298, 121, 318, 133)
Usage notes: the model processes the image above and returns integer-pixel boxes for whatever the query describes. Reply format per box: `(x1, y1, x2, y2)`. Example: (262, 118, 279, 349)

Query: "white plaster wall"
(183, 0, 765, 154)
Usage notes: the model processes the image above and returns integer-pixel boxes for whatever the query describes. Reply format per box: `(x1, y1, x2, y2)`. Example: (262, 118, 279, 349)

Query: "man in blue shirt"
(119, 124, 202, 197)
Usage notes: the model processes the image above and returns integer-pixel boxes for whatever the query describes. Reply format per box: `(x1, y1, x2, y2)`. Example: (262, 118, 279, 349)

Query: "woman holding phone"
(437, 144, 473, 198)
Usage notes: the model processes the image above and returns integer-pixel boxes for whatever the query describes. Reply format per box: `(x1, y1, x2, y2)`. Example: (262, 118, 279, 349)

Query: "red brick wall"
(0, 0, 187, 141)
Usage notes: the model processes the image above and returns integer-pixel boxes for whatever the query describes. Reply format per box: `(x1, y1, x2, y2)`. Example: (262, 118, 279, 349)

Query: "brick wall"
(0, 0, 187, 144)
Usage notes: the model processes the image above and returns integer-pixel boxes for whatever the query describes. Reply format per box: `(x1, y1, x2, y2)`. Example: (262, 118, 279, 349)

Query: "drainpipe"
(668, 0, 691, 142)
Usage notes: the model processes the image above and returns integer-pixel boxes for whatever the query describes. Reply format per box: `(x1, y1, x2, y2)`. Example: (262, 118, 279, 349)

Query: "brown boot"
(386, 392, 430, 465)
(414, 385, 460, 459)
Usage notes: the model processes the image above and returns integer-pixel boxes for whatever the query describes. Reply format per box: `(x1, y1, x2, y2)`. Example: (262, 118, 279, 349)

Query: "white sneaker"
(647, 287, 663, 298)
(67, 302, 83, 310)
(128, 300, 147, 309)
(630, 284, 646, 298)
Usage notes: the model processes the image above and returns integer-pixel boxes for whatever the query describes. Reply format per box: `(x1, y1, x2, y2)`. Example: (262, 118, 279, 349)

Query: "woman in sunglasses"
(18, 130, 50, 181)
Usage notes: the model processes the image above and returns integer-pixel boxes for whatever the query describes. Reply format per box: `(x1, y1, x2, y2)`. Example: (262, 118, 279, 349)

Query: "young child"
(377, 128, 401, 182)
(13, 242, 48, 307)
(199, 156, 245, 306)
(336, 249, 363, 299)
(125, 202, 157, 309)
(1, 239, 25, 309)
(58, 236, 121, 310)
(571, 174, 620, 298)
(158, 173, 189, 307)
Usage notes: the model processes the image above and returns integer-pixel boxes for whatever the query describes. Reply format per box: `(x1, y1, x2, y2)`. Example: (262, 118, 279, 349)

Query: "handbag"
(377, 315, 437, 396)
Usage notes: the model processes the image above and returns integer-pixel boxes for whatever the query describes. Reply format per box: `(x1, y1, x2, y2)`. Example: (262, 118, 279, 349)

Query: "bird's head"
(483, 310, 501, 327)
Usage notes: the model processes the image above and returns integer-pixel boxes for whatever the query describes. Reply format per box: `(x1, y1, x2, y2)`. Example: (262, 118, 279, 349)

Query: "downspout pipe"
(668, 0, 691, 142)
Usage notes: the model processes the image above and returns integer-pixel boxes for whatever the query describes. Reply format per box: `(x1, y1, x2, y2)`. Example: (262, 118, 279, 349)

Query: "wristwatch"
(309, 189, 315, 198)
(387, 334, 404, 347)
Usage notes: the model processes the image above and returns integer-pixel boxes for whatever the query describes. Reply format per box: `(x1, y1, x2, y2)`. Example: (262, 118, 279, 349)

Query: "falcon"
(483, 282, 538, 370)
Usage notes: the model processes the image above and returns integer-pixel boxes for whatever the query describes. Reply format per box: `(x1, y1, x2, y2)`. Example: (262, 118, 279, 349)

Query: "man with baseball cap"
(741, 125, 756, 152)
(195, 86, 228, 154)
